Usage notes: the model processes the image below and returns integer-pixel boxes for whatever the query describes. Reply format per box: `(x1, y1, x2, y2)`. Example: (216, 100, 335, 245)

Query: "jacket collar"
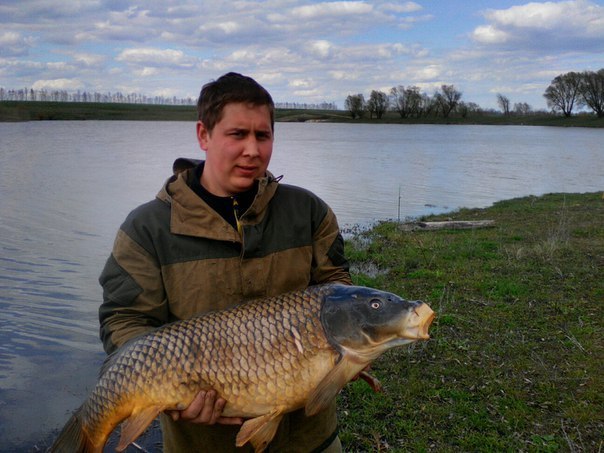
(156, 166, 279, 240)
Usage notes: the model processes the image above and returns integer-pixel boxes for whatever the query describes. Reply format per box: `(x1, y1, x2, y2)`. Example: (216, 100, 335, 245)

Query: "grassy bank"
(0, 100, 197, 122)
(340, 192, 603, 452)
(2, 101, 603, 127)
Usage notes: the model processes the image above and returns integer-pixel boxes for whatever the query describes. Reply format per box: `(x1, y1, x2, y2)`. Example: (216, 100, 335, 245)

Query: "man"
(98, 72, 351, 452)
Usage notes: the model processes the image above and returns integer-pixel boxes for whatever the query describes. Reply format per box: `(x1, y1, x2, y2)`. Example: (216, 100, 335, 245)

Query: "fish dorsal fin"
(305, 353, 368, 416)
(116, 405, 164, 452)
(236, 409, 284, 452)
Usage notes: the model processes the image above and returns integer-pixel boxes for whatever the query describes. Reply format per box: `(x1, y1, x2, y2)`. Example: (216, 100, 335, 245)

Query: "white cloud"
(32, 78, 83, 91)
(68, 52, 106, 67)
(0, 31, 21, 45)
(116, 48, 195, 68)
(0, 31, 34, 56)
(227, 49, 258, 63)
(289, 79, 313, 89)
(472, 0, 604, 50)
(291, 1, 373, 19)
(472, 25, 510, 45)
(484, 0, 586, 29)
(379, 2, 422, 14)
(412, 65, 443, 82)
(308, 40, 334, 59)
(329, 70, 360, 81)
(150, 87, 183, 98)
(199, 21, 241, 34)
(293, 87, 322, 97)
(139, 67, 158, 77)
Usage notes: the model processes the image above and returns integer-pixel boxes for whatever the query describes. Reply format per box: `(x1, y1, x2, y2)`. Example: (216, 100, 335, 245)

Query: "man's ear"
(196, 121, 210, 150)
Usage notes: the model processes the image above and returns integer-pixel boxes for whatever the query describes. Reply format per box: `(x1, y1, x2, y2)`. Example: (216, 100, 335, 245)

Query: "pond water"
(0, 121, 602, 450)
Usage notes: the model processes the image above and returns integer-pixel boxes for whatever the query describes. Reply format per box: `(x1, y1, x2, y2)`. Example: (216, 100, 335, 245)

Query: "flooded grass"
(340, 192, 604, 452)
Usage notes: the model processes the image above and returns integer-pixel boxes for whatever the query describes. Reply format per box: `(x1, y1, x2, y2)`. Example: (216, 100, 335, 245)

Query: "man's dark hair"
(197, 72, 275, 132)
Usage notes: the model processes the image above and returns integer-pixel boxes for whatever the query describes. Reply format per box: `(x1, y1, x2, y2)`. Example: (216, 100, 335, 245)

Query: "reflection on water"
(0, 121, 602, 449)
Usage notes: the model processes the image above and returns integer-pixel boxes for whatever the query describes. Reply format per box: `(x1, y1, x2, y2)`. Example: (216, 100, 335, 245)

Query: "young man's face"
(197, 102, 274, 197)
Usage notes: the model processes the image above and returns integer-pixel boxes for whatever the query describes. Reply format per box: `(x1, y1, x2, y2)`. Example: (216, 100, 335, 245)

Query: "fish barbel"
(51, 283, 434, 452)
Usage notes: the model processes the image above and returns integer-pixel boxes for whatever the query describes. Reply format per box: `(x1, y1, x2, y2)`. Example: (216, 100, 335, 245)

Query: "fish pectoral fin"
(359, 370, 383, 393)
(305, 354, 367, 416)
(116, 405, 163, 452)
(236, 410, 284, 452)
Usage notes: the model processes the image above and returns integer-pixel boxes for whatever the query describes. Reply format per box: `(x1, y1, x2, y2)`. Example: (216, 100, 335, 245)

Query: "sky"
(1, 0, 604, 110)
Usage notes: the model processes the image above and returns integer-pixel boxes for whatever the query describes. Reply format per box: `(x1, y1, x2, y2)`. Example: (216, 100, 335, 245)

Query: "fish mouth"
(401, 303, 435, 340)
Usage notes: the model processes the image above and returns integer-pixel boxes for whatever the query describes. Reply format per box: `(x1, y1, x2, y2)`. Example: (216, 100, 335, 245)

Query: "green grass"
(340, 192, 604, 452)
(0, 100, 197, 121)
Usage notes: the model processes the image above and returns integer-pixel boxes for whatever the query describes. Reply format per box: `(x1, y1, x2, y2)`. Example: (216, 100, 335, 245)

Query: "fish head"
(321, 285, 435, 360)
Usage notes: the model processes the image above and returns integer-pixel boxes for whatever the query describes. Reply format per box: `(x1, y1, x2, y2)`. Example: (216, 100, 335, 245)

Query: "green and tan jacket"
(98, 162, 351, 452)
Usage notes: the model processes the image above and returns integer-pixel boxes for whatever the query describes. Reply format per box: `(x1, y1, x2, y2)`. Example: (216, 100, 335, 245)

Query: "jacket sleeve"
(98, 228, 169, 354)
(311, 205, 352, 286)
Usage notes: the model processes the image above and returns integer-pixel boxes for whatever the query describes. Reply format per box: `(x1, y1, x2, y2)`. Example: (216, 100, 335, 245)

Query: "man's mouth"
(236, 165, 258, 176)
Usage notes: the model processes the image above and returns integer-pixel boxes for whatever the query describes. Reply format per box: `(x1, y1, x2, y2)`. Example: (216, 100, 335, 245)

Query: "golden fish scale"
(80, 285, 338, 442)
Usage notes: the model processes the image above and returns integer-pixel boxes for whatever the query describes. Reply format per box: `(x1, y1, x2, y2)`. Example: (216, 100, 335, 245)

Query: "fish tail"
(50, 407, 100, 453)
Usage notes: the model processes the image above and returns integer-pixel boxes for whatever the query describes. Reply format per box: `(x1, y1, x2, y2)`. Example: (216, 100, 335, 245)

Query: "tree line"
(345, 68, 604, 120)
(2, 68, 602, 117)
(345, 84, 477, 120)
(0, 87, 197, 105)
(0, 87, 338, 111)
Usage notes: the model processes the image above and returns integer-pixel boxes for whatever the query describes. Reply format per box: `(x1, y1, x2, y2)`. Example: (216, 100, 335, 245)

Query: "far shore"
(1, 100, 603, 127)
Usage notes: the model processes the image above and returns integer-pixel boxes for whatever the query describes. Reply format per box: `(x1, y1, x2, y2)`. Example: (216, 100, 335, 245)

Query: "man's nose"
(243, 137, 260, 156)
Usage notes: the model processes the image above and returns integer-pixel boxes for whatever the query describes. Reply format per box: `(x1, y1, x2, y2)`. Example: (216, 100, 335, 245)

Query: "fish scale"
(51, 284, 435, 452)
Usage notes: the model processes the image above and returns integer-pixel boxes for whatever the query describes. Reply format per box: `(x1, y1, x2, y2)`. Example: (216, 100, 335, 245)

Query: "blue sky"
(1, 0, 603, 110)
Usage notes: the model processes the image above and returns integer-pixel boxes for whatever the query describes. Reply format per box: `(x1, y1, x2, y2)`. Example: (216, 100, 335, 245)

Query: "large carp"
(51, 283, 434, 452)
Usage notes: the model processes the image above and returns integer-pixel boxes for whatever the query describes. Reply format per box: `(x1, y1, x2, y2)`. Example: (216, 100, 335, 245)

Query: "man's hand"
(167, 390, 244, 425)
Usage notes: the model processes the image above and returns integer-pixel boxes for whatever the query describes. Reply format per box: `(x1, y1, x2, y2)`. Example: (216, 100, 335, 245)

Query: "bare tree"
(466, 102, 482, 115)
(457, 102, 469, 118)
(578, 69, 604, 118)
(514, 102, 532, 116)
(435, 85, 462, 117)
(543, 72, 581, 117)
(406, 86, 423, 118)
(389, 85, 421, 118)
(421, 93, 437, 117)
(457, 101, 482, 118)
(390, 85, 409, 118)
(496, 94, 511, 115)
(345, 94, 366, 119)
(367, 90, 388, 119)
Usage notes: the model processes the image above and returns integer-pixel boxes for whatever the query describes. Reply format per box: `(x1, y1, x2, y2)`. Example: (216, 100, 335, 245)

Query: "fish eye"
(370, 299, 382, 309)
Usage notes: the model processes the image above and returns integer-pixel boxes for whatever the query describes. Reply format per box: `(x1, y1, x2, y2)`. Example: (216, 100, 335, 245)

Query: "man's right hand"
(166, 390, 244, 425)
